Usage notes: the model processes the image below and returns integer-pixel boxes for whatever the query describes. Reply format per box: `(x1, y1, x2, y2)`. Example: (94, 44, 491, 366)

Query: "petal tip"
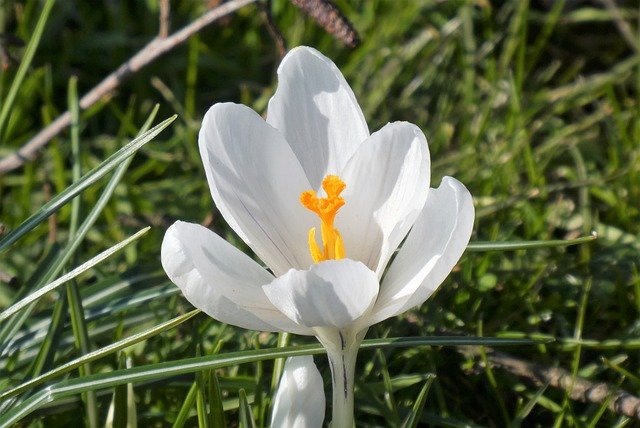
(278, 45, 326, 72)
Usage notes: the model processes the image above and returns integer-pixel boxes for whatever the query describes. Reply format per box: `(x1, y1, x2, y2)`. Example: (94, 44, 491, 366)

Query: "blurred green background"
(0, 0, 639, 426)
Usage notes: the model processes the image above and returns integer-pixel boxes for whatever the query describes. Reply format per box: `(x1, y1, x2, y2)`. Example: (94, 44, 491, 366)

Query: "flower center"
(300, 175, 346, 263)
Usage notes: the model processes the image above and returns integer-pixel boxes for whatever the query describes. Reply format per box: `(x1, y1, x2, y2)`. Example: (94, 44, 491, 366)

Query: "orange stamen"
(300, 175, 347, 262)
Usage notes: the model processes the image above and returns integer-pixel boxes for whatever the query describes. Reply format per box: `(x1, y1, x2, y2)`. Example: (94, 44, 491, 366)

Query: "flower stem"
(324, 334, 360, 428)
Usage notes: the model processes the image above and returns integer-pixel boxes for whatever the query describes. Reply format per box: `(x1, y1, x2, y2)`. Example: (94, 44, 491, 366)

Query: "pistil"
(300, 175, 347, 262)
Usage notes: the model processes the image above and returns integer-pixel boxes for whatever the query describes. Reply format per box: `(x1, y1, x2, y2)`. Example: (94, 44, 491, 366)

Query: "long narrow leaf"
(466, 233, 596, 252)
(0, 228, 150, 323)
(238, 389, 256, 428)
(509, 382, 549, 428)
(29, 290, 67, 377)
(0, 114, 176, 252)
(208, 372, 226, 428)
(0, 112, 161, 347)
(269, 332, 289, 391)
(0, 336, 546, 426)
(68, 76, 82, 238)
(0, 0, 55, 138)
(196, 368, 211, 428)
(400, 376, 435, 428)
(66, 279, 98, 428)
(0, 310, 200, 399)
(172, 382, 198, 428)
(110, 353, 130, 428)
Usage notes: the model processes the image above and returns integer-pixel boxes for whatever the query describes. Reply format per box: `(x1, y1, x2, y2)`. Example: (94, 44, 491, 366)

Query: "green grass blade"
(66, 74, 98, 424)
(0, 157, 136, 346)
(195, 357, 211, 428)
(509, 382, 549, 428)
(0, 114, 176, 252)
(137, 104, 162, 139)
(269, 332, 290, 391)
(0, 0, 55, 139)
(0, 245, 61, 364)
(68, 76, 82, 238)
(0, 310, 200, 400)
(0, 336, 546, 426)
(0, 227, 150, 323)
(466, 233, 597, 252)
(65, 77, 98, 421)
(376, 349, 400, 425)
(111, 353, 129, 428)
(238, 389, 256, 428)
(208, 372, 226, 428)
(526, 0, 565, 73)
(400, 376, 435, 428)
(66, 279, 98, 428)
(601, 357, 640, 387)
(172, 382, 198, 428)
(0, 108, 164, 345)
(28, 289, 67, 377)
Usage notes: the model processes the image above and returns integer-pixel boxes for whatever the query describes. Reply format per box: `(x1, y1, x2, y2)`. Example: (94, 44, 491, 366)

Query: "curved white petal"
(338, 122, 430, 275)
(267, 46, 369, 189)
(263, 260, 379, 329)
(199, 102, 315, 276)
(270, 356, 325, 428)
(368, 177, 474, 325)
(161, 221, 313, 335)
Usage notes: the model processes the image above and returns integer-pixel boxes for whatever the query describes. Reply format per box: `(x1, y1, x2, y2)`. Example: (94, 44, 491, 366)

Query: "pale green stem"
(317, 328, 367, 428)
(327, 343, 358, 427)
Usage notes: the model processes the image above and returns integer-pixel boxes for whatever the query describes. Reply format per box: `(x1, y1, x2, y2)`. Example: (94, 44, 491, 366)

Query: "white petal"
(263, 260, 379, 329)
(369, 177, 474, 325)
(270, 356, 325, 428)
(267, 46, 369, 188)
(199, 103, 315, 276)
(338, 122, 430, 275)
(161, 221, 313, 335)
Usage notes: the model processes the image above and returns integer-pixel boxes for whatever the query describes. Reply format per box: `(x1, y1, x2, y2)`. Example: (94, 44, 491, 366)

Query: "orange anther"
(300, 175, 347, 262)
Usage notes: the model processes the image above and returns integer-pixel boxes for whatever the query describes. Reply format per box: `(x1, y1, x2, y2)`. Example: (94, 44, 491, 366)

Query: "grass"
(0, 0, 639, 426)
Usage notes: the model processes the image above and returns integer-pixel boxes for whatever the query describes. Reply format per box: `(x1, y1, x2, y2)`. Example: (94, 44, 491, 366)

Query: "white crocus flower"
(271, 356, 325, 427)
(161, 46, 474, 426)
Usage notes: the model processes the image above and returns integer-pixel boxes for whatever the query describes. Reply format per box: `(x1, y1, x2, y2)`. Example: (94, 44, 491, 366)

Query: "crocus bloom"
(161, 46, 474, 426)
(271, 356, 325, 427)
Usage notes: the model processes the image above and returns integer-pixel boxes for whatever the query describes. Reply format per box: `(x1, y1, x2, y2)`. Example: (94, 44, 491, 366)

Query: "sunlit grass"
(0, 0, 638, 426)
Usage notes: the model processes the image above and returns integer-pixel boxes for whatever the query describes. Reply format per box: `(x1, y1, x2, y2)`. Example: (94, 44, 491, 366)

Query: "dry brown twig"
(291, 0, 359, 48)
(458, 345, 640, 420)
(0, 0, 258, 175)
(0, 0, 362, 174)
(259, 0, 287, 59)
(158, 0, 171, 39)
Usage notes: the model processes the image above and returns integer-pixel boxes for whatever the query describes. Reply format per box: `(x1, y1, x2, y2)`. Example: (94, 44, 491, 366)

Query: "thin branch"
(291, 0, 359, 47)
(0, 0, 258, 175)
(458, 346, 640, 420)
(259, 0, 287, 59)
(158, 0, 171, 39)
